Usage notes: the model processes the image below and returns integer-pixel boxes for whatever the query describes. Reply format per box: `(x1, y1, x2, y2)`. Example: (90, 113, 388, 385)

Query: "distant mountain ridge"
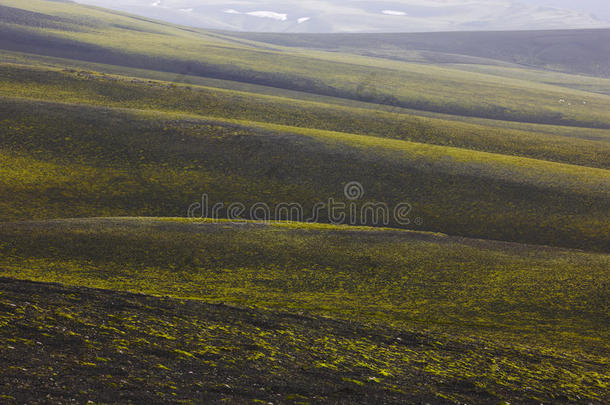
(71, 0, 610, 33)
(221, 29, 610, 78)
(2, 0, 609, 78)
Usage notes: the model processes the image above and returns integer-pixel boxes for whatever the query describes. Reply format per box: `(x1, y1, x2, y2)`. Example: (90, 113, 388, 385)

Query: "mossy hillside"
(3, 49, 609, 143)
(2, 0, 610, 127)
(0, 277, 607, 404)
(1, 98, 609, 250)
(446, 63, 610, 95)
(1, 63, 609, 168)
(0, 218, 607, 356)
(0, 1, 608, 403)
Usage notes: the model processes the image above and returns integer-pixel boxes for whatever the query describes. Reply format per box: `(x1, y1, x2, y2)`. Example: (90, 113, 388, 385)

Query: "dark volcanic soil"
(0, 277, 605, 404)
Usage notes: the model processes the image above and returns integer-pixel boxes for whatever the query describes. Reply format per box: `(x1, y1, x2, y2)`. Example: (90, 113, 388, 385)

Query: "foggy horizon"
(71, 0, 610, 33)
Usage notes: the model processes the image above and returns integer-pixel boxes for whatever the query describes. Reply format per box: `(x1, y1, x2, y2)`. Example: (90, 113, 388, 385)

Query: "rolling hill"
(0, 65, 608, 251)
(1, 0, 610, 127)
(0, 218, 608, 404)
(0, 0, 608, 403)
(222, 29, 610, 78)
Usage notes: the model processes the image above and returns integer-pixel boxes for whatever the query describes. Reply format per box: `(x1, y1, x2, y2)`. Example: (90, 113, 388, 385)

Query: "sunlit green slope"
(0, 2, 608, 402)
(1, 0, 610, 127)
(1, 218, 608, 352)
(1, 63, 608, 168)
(1, 95, 608, 250)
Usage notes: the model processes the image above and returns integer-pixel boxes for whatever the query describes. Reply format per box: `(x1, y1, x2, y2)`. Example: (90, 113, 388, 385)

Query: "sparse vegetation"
(1, 63, 609, 168)
(1, 95, 608, 251)
(0, 0, 608, 403)
(223, 29, 610, 78)
(1, 275, 607, 404)
(1, 0, 610, 127)
(0, 219, 608, 402)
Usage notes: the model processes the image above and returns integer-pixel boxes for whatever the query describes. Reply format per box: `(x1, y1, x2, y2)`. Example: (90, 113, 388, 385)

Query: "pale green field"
(448, 64, 610, 95)
(1, 62, 609, 169)
(2, 0, 610, 128)
(2, 49, 609, 142)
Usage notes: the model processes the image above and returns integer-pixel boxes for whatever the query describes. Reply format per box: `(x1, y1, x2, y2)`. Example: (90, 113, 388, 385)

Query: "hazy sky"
(73, 0, 610, 32)
(526, 0, 610, 20)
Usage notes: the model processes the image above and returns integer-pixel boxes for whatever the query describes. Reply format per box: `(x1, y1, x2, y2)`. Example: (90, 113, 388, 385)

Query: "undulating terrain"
(0, 0, 608, 403)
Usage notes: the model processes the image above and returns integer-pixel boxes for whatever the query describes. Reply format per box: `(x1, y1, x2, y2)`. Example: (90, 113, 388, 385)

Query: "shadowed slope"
(1, 97, 609, 250)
